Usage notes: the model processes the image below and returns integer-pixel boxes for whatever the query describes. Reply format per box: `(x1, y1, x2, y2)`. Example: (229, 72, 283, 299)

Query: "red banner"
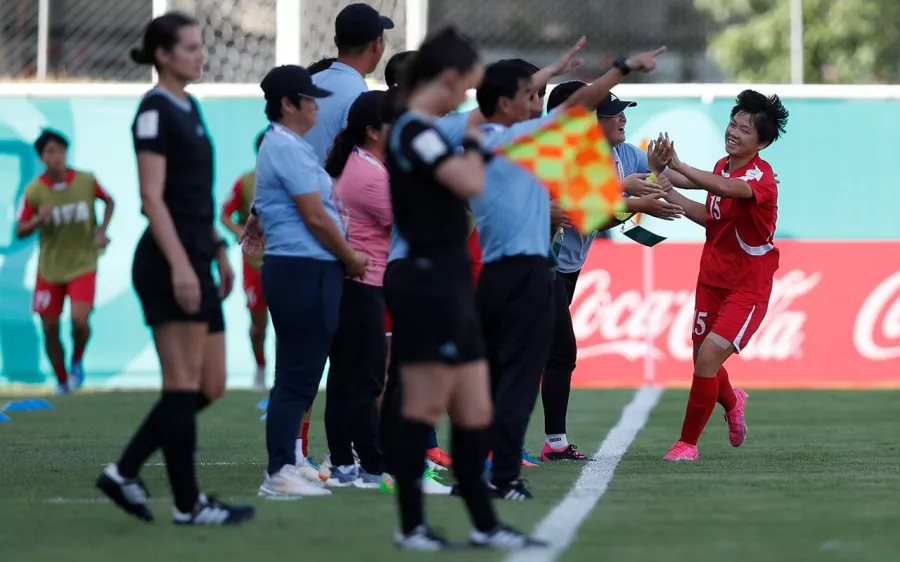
(572, 240, 900, 389)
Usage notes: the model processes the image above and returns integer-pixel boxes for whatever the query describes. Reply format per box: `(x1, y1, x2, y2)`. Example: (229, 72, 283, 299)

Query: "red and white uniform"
(692, 155, 779, 352)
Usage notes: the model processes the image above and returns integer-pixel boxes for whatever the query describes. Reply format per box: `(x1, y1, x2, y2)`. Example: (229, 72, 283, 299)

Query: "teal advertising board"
(1, 92, 897, 388)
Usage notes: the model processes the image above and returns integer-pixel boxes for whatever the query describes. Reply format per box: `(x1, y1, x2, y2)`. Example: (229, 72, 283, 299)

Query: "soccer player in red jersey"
(16, 129, 115, 393)
(221, 132, 268, 392)
(653, 90, 789, 461)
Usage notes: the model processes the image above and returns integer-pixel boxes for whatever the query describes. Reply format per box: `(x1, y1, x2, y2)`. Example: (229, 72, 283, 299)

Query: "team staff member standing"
(539, 80, 682, 463)
(254, 64, 368, 499)
(304, 2, 394, 165)
(96, 11, 254, 525)
(323, 90, 393, 488)
(16, 129, 115, 393)
(220, 132, 268, 392)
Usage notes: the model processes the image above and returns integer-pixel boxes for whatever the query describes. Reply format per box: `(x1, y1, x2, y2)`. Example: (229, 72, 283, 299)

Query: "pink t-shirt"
(333, 147, 392, 286)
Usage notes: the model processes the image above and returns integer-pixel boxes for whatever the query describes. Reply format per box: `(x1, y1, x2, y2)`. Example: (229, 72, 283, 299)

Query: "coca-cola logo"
(570, 268, 821, 362)
(854, 271, 900, 360)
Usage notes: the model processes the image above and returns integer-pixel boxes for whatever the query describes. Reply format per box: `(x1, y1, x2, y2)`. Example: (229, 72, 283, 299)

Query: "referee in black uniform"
(95, 12, 253, 526)
(385, 27, 541, 551)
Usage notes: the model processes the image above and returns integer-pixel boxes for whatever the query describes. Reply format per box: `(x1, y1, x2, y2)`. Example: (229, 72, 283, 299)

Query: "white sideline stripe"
(507, 386, 663, 562)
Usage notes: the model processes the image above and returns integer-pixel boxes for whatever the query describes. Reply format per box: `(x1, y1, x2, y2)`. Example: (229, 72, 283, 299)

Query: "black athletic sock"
(196, 393, 212, 413)
(452, 425, 499, 533)
(117, 396, 167, 479)
(159, 391, 200, 514)
(394, 418, 431, 534)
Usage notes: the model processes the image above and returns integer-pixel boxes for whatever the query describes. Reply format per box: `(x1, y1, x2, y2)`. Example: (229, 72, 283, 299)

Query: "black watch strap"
(250, 204, 258, 217)
(613, 56, 631, 76)
(462, 137, 493, 164)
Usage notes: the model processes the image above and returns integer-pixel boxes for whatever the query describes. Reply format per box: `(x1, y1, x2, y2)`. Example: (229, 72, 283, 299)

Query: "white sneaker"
(258, 465, 331, 499)
(319, 453, 333, 480)
(295, 457, 325, 486)
(422, 475, 452, 496)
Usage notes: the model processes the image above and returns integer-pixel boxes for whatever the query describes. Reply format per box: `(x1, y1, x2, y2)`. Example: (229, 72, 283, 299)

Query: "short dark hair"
(496, 58, 545, 98)
(130, 11, 197, 70)
(34, 129, 69, 156)
(476, 61, 533, 118)
(307, 57, 336, 75)
(546, 80, 587, 112)
(730, 90, 789, 147)
(255, 131, 265, 153)
(336, 39, 374, 57)
(265, 95, 303, 122)
(384, 50, 415, 88)
(400, 27, 479, 94)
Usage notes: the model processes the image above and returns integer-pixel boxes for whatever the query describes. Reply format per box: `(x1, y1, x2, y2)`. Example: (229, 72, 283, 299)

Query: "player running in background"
(653, 90, 789, 461)
(221, 133, 268, 391)
(16, 129, 115, 393)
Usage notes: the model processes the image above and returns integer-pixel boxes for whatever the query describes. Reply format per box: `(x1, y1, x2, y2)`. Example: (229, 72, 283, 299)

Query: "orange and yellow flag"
(494, 105, 623, 234)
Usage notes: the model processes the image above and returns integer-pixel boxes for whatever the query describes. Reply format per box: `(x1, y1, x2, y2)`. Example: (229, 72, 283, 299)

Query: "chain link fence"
(0, 0, 40, 78)
(2, 0, 728, 83)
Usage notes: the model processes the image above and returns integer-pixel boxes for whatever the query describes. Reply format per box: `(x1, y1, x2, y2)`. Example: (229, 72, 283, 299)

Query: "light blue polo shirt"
(304, 62, 369, 165)
(470, 114, 557, 263)
(556, 142, 649, 273)
(255, 123, 343, 261)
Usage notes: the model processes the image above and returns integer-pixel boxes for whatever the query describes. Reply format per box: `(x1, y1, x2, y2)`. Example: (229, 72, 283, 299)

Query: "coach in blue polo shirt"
(304, 3, 394, 165)
(253, 64, 368, 499)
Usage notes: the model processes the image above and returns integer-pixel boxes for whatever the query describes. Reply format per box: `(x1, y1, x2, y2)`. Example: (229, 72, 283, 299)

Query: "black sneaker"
(470, 524, 548, 549)
(490, 479, 533, 500)
(95, 463, 154, 522)
(173, 494, 255, 526)
(394, 524, 457, 551)
(540, 443, 592, 462)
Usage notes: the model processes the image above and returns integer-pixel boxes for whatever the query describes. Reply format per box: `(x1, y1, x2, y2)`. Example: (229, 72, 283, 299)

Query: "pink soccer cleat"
(724, 389, 749, 447)
(663, 441, 699, 462)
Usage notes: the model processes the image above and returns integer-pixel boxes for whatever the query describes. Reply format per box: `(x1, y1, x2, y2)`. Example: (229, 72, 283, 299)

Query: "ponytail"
(325, 128, 367, 178)
(130, 47, 153, 65)
(131, 11, 197, 69)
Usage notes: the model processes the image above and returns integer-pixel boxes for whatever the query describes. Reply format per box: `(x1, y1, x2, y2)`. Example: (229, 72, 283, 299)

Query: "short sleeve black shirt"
(132, 89, 214, 227)
(387, 112, 470, 257)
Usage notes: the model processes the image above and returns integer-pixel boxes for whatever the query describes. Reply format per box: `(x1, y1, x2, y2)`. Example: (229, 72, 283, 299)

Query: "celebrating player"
(221, 132, 268, 391)
(653, 90, 789, 461)
(16, 129, 115, 393)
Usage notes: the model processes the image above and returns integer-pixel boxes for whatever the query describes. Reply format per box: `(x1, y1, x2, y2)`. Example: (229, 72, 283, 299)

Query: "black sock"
(394, 418, 431, 534)
(196, 393, 212, 413)
(158, 391, 200, 513)
(117, 396, 166, 479)
(452, 425, 499, 533)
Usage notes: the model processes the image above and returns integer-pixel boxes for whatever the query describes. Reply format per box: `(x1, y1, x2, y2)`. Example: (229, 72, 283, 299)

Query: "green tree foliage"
(694, 0, 900, 83)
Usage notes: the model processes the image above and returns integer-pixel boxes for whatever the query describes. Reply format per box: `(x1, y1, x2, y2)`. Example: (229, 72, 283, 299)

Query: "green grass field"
(1, 389, 898, 562)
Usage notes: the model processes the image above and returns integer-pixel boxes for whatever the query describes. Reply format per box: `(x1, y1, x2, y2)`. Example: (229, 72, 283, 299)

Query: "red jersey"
(468, 228, 483, 284)
(698, 155, 779, 293)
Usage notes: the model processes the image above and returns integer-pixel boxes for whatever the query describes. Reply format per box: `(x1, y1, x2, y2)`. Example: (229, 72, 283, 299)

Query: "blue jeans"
(262, 256, 343, 474)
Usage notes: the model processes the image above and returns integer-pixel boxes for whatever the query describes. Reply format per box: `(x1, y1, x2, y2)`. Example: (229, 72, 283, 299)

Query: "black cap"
(595, 92, 637, 117)
(335, 3, 395, 47)
(260, 65, 332, 100)
(347, 90, 387, 130)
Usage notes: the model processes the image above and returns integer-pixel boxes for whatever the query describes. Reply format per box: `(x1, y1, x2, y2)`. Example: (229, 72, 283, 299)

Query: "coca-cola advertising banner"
(572, 240, 900, 389)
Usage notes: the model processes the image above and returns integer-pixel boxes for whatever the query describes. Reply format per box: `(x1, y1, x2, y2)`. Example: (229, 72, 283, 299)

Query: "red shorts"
(692, 281, 769, 353)
(385, 309, 393, 336)
(243, 260, 267, 313)
(33, 271, 96, 317)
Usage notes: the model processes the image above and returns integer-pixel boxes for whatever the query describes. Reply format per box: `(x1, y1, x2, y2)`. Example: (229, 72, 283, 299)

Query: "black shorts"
(132, 228, 225, 333)
(384, 255, 485, 365)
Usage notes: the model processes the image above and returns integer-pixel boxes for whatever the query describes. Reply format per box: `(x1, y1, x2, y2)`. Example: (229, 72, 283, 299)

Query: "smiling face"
(599, 112, 627, 146)
(726, 111, 766, 158)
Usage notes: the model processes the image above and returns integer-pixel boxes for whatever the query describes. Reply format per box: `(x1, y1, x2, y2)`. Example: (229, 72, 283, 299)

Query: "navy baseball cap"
(335, 3, 395, 47)
(260, 65, 332, 100)
(595, 92, 637, 117)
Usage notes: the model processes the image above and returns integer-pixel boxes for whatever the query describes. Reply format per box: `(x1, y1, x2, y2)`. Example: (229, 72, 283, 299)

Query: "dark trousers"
(476, 256, 555, 486)
(541, 269, 580, 435)
(262, 256, 343, 474)
(325, 278, 387, 472)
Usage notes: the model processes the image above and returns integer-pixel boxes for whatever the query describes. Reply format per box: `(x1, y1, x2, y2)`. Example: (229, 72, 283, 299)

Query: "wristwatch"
(613, 57, 631, 76)
(462, 136, 493, 164)
(250, 204, 258, 217)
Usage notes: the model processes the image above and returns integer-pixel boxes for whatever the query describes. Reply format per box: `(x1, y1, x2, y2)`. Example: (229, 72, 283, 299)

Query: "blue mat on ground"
(256, 398, 269, 411)
(1, 399, 54, 412)
(0, 412, 10, 423)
